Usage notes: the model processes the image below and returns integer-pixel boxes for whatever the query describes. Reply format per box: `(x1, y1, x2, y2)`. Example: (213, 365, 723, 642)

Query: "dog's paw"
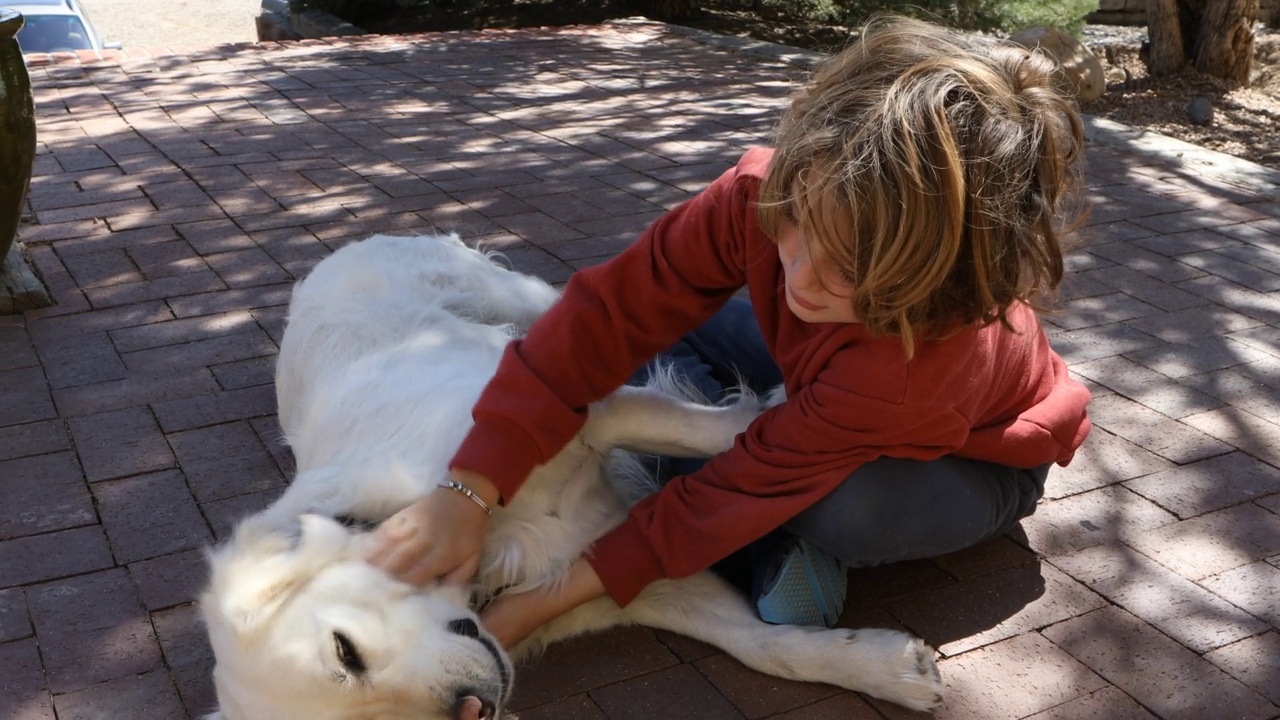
(848, 629, 943, 712)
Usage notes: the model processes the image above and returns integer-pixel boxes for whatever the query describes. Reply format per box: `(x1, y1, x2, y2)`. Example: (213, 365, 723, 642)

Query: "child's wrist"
(448, 469, 501, 509)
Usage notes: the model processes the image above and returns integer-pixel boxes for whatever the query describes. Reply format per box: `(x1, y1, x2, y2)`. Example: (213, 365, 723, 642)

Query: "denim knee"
(784, 457, 1049, 568)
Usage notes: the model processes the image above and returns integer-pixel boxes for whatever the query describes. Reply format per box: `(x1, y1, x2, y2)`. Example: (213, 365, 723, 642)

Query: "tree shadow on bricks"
(838, 531, 1055, 660)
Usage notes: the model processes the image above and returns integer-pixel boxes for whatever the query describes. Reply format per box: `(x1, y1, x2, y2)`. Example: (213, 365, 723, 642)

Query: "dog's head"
(200, 514, 512, 720)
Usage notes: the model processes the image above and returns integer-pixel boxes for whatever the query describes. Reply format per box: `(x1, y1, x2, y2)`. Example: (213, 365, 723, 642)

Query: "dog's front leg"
(582, 385, 766, 459)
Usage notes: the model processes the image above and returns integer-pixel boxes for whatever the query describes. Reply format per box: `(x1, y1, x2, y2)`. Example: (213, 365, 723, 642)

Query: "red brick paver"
(4, 20, 1280, 719)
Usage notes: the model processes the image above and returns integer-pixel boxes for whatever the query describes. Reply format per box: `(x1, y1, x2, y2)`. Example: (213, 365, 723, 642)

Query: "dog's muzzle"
(447, 617, 510, 718)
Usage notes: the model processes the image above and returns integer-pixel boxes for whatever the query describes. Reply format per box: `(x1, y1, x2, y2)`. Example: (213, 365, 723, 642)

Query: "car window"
(16, 15, 93, 52)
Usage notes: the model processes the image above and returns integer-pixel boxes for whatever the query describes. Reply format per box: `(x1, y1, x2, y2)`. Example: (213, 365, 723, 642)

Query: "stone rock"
(1007, 26, 1107, 104)
(1105, 66, 1129, 84)
(1, 242, 53, 314)
(1188, 96, 1215, 126)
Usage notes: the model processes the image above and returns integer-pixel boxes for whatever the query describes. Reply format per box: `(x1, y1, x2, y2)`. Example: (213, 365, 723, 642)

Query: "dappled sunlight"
(1040, 131, 1280, 709)
(890, 561, 1049, 657)
(5, 17, 1280, 719)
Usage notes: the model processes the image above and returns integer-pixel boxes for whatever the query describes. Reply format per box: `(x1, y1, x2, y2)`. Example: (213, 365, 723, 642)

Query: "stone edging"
(1, 242, 52, 314)
(608, 16, 828, 68)
(1082, 115, 1280, 195)
(608, 17, 1280, 197)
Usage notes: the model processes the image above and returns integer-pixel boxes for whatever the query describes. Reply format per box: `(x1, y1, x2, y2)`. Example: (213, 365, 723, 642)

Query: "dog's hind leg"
(582, 385, 764, 459)
(619, 574, 943, 712)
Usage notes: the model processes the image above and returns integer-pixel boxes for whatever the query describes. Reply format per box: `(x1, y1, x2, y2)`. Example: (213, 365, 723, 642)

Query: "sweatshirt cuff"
(449, 415, 544, 503)
(587, 516, 666, 607)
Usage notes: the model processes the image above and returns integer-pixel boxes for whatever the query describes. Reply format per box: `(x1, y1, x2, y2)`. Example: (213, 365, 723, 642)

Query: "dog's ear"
(203, 514, 353, 636)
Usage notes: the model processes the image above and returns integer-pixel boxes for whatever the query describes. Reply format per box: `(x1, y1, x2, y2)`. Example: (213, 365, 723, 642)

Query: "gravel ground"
(81, 0, 261, 50)
(1087, 27, 1280, 170)
(1078, 23, 1147, 46)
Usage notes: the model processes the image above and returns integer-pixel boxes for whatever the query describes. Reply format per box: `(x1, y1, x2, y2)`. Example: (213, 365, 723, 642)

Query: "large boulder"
(1007, 26, 1106, 104)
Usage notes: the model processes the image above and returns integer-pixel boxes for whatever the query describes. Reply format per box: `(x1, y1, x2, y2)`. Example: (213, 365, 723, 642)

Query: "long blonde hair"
(758, 16, 1086, 356)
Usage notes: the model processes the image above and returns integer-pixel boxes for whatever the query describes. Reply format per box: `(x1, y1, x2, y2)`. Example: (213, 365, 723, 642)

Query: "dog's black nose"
(447, 617, 481, 639)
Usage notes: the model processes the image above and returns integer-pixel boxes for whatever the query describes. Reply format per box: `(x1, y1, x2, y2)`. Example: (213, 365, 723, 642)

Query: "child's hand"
(366, 471, 498, 587)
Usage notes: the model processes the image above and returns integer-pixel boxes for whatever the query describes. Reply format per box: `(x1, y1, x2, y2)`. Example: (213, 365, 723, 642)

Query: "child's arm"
(373, 150, 771, 588)
(452, 154, 767, 503)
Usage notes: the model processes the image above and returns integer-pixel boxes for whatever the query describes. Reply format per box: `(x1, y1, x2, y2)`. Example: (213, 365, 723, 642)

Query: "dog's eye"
(447, 617, 480, 640)
(333, 631, 367, 674)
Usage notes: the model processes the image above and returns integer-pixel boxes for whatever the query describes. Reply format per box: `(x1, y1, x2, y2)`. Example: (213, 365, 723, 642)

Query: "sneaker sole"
(756, 538, 848, 627)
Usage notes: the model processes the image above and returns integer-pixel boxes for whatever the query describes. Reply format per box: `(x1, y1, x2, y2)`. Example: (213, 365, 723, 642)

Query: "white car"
(12, 0, 120, 53)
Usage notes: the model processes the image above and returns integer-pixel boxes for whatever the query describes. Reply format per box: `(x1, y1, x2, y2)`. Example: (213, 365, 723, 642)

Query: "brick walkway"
(3, 20, 1280, 720)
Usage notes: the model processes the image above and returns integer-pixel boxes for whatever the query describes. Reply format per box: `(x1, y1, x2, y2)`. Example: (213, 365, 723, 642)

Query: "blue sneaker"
(754, 537, 848, 627)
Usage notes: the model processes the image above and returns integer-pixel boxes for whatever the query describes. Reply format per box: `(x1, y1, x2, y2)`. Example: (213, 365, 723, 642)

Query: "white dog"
(199, 234, 944, 719)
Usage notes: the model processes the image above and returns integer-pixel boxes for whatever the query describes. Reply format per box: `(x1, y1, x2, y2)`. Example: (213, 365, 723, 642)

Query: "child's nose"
(789, 253, 821, 291)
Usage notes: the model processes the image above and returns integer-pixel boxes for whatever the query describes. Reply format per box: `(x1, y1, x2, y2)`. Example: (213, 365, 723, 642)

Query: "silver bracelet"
(437, 479, 493, 516)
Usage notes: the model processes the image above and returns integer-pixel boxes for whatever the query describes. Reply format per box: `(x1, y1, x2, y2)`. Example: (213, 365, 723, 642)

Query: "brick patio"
(3, 19, 1280, 720)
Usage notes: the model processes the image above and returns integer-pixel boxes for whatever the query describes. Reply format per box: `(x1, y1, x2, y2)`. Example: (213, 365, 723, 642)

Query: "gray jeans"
(630, 298, 1048, 589)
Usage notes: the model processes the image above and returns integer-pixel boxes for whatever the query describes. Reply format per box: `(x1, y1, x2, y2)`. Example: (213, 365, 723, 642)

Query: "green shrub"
(756, 0, 842, 22)
(992, 0, 1097, 35)
(819, 0, 990, 33)
(289, 0, 1097, 38)
(828, 0, 1095, 35)
(289, 0, 407, 25)
(630, 0, 702, 20)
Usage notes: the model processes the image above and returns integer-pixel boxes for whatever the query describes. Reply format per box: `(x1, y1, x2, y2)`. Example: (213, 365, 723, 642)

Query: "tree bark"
(1195, 0, 1259, 85)
(1147, 0, 1188, 76)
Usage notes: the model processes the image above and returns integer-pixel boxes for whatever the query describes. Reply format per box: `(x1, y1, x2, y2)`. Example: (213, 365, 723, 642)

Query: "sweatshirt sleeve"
(588, 351, 973, 606)
(450, 160, 758, 501)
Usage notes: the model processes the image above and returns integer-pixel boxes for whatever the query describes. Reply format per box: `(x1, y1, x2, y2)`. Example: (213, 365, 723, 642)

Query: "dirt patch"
(1088, 30, 1280, 169)
(87, 0, 260, 49)
(362, 1, 1280, 170)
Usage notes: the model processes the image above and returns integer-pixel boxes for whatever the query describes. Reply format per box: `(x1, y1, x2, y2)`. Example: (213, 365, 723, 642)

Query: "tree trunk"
(1195, 0, 1259, 85)
(0, 10, 36, 264)
(1146, 0, 1190, 76)
(1147, 0, 1258, 83)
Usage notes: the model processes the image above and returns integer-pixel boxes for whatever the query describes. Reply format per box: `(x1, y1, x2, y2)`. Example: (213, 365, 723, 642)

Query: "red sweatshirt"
(451, 147, 1092, 605)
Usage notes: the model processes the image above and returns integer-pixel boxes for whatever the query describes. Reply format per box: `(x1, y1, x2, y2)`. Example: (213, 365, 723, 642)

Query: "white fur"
(199, 233, 944, 720)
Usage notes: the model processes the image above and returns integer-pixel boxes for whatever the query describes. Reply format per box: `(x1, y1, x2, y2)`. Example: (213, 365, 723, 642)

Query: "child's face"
(776, 220, 857, 324)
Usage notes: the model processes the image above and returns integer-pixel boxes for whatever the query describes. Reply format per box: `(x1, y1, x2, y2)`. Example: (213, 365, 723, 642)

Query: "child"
(367, 16, 1092, 647)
